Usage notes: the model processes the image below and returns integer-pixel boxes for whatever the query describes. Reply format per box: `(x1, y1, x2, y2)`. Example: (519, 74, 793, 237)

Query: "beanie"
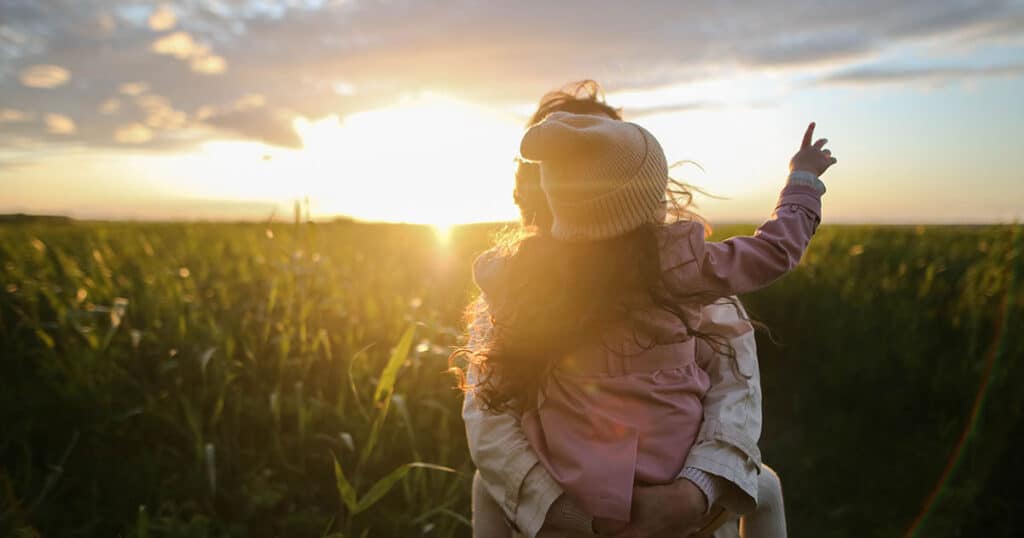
(519, 111, 668, 241)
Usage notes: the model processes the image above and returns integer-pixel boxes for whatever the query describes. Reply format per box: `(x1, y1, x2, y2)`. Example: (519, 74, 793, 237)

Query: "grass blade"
(332, 453, 358, 513)
(354, 463, 455, 515)
(373, 325, 415, 405)
(359, 326, 416, 466)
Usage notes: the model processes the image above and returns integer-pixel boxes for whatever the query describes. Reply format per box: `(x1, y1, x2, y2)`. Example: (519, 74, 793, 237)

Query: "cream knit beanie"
(519, 111, 668, 242)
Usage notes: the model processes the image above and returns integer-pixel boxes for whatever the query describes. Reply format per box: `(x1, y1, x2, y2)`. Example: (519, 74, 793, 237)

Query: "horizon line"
(1, 212, 1019, 227)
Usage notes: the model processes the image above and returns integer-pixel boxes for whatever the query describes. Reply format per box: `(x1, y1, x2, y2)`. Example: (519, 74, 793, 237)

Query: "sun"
(432, 222, 455, 245)
(289, 92, 524, 225)
(162, 93, 524, 225)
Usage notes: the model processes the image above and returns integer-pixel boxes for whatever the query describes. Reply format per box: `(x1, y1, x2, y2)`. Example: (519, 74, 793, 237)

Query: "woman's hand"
(610, 479, 708, 538)
(790, 122, 837, 177)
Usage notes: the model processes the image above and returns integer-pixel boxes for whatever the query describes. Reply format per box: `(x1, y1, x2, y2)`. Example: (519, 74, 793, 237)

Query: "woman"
(461, 81, 785, 538)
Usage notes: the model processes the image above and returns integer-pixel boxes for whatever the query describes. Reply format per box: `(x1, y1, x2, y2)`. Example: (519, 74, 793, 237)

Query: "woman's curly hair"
(450, 80, 737, 415)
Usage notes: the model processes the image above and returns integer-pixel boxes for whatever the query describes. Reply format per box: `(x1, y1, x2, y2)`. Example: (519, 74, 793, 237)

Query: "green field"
(1, 220, 1021, 537)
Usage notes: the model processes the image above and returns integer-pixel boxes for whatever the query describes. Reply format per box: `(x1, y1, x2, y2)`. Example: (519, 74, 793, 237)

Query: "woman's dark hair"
(451, 80, 735, 414)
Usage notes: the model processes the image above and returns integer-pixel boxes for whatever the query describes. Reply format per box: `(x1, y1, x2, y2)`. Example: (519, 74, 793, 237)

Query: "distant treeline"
(0, 213, 74, 224)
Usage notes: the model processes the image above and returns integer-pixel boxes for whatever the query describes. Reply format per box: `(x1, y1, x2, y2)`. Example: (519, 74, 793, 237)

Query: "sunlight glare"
(292, 92, 523, 225)
(432, 222, 454, 245)
(161, 93, 524, 225)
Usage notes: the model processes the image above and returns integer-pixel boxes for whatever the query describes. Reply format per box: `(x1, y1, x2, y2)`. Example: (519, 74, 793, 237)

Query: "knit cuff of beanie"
(545, 494, 594, 534)
(787, 170, 826, 194)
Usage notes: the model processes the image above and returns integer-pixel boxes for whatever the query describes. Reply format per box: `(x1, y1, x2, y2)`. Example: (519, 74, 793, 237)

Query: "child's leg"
(473, 470, 513, 538)
(711, 515, 740, 538)
(739, 464, 787, 538)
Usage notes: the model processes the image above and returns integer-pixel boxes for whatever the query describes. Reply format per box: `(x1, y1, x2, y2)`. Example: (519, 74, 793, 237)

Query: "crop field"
(1, 219, 1021, 538)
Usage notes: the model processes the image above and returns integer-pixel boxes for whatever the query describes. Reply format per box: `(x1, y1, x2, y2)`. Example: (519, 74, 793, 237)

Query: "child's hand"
(790, 122, 837, 177)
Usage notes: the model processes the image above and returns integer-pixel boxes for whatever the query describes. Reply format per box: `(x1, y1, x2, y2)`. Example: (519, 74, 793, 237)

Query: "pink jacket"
(462, 299, 762, 537)
(472, 182, 823, 522)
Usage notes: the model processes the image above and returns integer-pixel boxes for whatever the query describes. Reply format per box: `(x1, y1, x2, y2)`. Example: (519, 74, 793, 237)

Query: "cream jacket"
(462, 298, 763, 537)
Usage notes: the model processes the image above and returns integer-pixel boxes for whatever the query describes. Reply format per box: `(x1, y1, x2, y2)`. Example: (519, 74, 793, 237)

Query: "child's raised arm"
(662, 123, 837, 300)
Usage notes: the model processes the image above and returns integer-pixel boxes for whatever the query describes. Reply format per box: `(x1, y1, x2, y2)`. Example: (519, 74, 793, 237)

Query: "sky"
(1, 0, 1023, 224)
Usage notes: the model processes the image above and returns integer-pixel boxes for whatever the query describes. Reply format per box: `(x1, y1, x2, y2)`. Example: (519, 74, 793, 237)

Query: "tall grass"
(0, 220, 1021, 537)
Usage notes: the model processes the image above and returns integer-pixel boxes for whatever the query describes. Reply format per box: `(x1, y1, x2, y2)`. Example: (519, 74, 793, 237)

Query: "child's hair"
(450, 81, 738, 414)
(453, 193, 736, 415)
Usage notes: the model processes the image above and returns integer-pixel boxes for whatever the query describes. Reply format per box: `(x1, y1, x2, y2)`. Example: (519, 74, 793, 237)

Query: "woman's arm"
(462, 297, 577, 537)
(681, 297, 763, 514)
(463, 371, 569, 537)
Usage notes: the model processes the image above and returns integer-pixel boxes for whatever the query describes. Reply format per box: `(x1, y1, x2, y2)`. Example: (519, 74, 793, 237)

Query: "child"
(466, 111, 835, 535)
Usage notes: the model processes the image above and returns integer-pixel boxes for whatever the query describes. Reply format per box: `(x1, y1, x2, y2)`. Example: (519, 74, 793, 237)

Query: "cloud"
(44, 114, 76, 134)
(144, 107, 187, 130)
(0, 109, 32, 123)
(119, 82, 150, 96)
(194, 105, 215, 120)
(735, 31, 874, 68)
(0, 0, 1021, 154)
(151, 31, 201, 59)
(98, 98, 120, 115)
(628, 101, 727, 118)
(133, 93, 188, 129)
(114, 123, 153, 144)
(820, 63, 1024, 86)
(333, 82, 357, 96)
(148, 5, 177, 31)
(190, 53, 226, 74)
(204, 108, 303, 148)
(135, 94, 170, 110)
(78, 12, 117, 39)
(233, 93, 266, 111)
(151, 31, 227, 74)
(19, 64, 71, 88)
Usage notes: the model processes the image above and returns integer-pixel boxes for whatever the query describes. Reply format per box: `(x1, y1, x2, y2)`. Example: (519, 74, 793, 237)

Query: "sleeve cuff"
(776, 182, 823, 224)
(679, 467, 725, 514)
(545, 494, 594, 535)
(516, 463, 565, 537)
(786, 170, 826, 194)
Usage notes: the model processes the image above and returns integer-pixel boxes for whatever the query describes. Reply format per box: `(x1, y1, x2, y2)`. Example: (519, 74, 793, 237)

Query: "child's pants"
(471, 465, 787, 538)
